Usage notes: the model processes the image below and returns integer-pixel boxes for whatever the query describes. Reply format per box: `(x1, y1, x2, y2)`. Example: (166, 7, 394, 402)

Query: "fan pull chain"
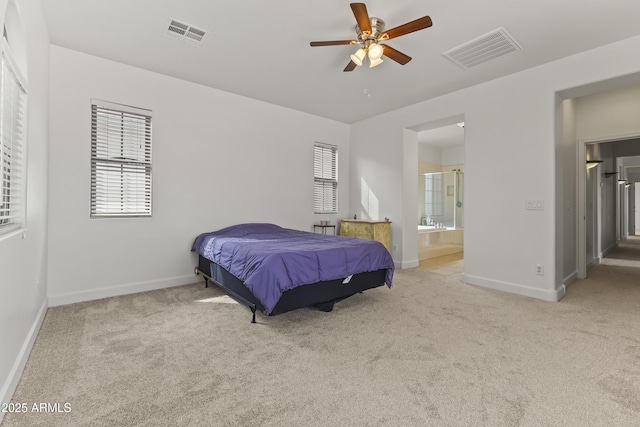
(362, 66, 373, 99)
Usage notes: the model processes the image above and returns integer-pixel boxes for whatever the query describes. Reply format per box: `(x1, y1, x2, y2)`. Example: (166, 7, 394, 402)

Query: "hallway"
(412, 236, 640, 300)
(568, 234, 640, 304)
(600, 234, 640, 266)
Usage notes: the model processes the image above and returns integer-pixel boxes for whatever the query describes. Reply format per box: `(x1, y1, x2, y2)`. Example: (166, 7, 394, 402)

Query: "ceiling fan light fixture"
(369, 56, 384, 67)
(310, 3, 432, 72)
(368, 43, 384, 60)
(350, 48, 366, 66)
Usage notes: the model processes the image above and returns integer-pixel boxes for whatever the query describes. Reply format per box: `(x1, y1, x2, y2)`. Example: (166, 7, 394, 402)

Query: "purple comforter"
(192, 223, 394, 313)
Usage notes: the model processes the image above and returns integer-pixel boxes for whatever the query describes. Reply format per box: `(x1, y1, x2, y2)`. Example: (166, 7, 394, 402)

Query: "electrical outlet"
(393, 244, 398, 252)
(535, 264, 544, 276)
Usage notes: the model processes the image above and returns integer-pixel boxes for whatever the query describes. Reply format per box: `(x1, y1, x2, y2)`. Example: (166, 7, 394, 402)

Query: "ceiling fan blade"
(343, 60, 358, 72)
(382, 45, 412, 65)
(350, 3, 371, 34)
(310, 40, 356, 47)
(383, 16, 432, 40)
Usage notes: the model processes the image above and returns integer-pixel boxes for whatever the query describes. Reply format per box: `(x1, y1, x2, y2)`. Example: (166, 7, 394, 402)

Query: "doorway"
(578, 137, 640, 278)
(415, 121, 465, 272)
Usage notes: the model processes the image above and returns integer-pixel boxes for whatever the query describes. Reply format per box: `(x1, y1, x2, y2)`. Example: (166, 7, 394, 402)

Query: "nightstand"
(313, 224, 336, 235)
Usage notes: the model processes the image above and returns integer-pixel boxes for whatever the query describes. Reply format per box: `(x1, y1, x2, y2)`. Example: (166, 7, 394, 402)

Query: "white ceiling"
(41, 0, 640, 124)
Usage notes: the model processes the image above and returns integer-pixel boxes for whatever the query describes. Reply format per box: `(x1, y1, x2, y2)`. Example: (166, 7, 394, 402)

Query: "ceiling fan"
(310, 3, 432, 72)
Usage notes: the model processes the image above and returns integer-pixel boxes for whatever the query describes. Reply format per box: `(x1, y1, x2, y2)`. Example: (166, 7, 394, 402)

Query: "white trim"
(0, 40, 29, 236)
(0, 299, 47, 424)
(398, 259, 419, 269)
(577, 140, 587, 278)
(90, 98, 152, 118)
(313, 143, 338, 214)
(48, 275, 198, 307)
(578, 132, 640, 145)
(601, 242, 617, 259)
(2, 39, 27, 92)
(0, 226, 25, 242)
(90, 101, 153, 217)
(462, 273, 566, 302)
(563, 271, 578, 289)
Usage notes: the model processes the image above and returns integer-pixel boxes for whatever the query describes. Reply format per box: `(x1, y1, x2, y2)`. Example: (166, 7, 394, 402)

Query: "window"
(90, 100, 152, 217)
(0, 38, 27, 236)
(313, 143, 338, 214)
(425, 173, 443, 216)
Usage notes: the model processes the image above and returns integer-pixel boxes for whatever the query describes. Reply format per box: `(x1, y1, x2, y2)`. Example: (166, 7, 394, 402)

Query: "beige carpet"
(3, 239, 640, 426)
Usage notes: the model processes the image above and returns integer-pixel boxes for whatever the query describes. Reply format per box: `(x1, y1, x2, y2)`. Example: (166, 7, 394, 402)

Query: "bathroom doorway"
(416, 122, 465, 271)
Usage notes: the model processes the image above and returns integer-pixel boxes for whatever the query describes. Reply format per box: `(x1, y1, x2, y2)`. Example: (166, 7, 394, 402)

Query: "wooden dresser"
(339, 220, 391, 252)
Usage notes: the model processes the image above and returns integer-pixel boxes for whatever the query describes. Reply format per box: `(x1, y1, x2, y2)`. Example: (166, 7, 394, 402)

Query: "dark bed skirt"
(197, 255, 387, 318)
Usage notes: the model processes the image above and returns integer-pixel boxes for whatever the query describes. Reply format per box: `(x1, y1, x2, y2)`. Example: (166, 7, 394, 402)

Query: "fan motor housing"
(356, 17, 385, 43)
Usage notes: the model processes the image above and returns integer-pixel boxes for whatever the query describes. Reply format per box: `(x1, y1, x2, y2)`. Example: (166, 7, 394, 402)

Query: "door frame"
(577, 133, 640, 278)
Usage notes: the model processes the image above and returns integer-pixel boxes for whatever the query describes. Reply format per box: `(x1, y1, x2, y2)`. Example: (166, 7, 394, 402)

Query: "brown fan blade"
(343, 60, 358, 72)
(310, 40, 356, 47)
(381, 45, 412, 65)
(383, 16, 432, 40)
(350, 3, 371, 34)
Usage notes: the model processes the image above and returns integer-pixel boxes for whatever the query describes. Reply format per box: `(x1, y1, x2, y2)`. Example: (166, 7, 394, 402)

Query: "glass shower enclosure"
(420, 170, 464, 229)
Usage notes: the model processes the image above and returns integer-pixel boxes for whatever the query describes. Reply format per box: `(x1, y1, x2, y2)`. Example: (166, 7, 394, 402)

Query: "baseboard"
(564, 271, 578, 289)
(601, 243, 617, 259)
(399, 259, 419, 269)
(462, 273, 565, 302)
(48, 275, 199, 307)
(0, 299, 48, 424)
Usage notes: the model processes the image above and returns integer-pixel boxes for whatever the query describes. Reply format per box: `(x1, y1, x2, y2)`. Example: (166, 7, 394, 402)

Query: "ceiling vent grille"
(165, 18, 208, 45)
(442, 27, 521, 69)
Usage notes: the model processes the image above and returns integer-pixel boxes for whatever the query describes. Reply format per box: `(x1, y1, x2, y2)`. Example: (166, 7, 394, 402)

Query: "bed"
(192, 223, 395, 322)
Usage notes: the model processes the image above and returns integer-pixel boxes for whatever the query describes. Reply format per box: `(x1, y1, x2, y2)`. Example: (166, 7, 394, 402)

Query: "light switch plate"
(525, 200, 544, 210)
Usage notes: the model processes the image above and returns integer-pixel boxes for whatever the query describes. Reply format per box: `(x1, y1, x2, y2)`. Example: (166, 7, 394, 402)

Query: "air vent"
(165, 18, 208, 45)
(442, 28, 521, 69)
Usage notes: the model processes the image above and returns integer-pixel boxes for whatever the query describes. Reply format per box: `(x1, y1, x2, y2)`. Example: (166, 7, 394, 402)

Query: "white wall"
(557, 98, 577, 287)
(351, 34, 640, 301)
(441, 146, 465, 167)
(629, 183, 635, 235)
(636, 185, 640, 233)
(0, 0, 49, 417)
(418, 144, 464, 167)
(47, 45, 350, 305)
(418, 144, 442, 166)
(576, 85, 640, 141)
(599, 144, 618, 254)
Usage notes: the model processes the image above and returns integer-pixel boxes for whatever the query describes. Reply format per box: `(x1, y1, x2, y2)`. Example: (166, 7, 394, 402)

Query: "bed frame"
(196, 255, 387, 323)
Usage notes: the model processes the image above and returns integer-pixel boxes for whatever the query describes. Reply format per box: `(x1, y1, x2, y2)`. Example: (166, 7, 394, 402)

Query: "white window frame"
(90, 99, 152, 218)
(0, 38, 27, 237)
(313, 143, 338, 214)
(425, 173, 443, 217)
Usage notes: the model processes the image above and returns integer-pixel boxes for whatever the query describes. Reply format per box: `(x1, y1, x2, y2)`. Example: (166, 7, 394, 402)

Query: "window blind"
(90, 100, 152, 217)
(313, 143, 338, 214)
(0, 41, 27, 234)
